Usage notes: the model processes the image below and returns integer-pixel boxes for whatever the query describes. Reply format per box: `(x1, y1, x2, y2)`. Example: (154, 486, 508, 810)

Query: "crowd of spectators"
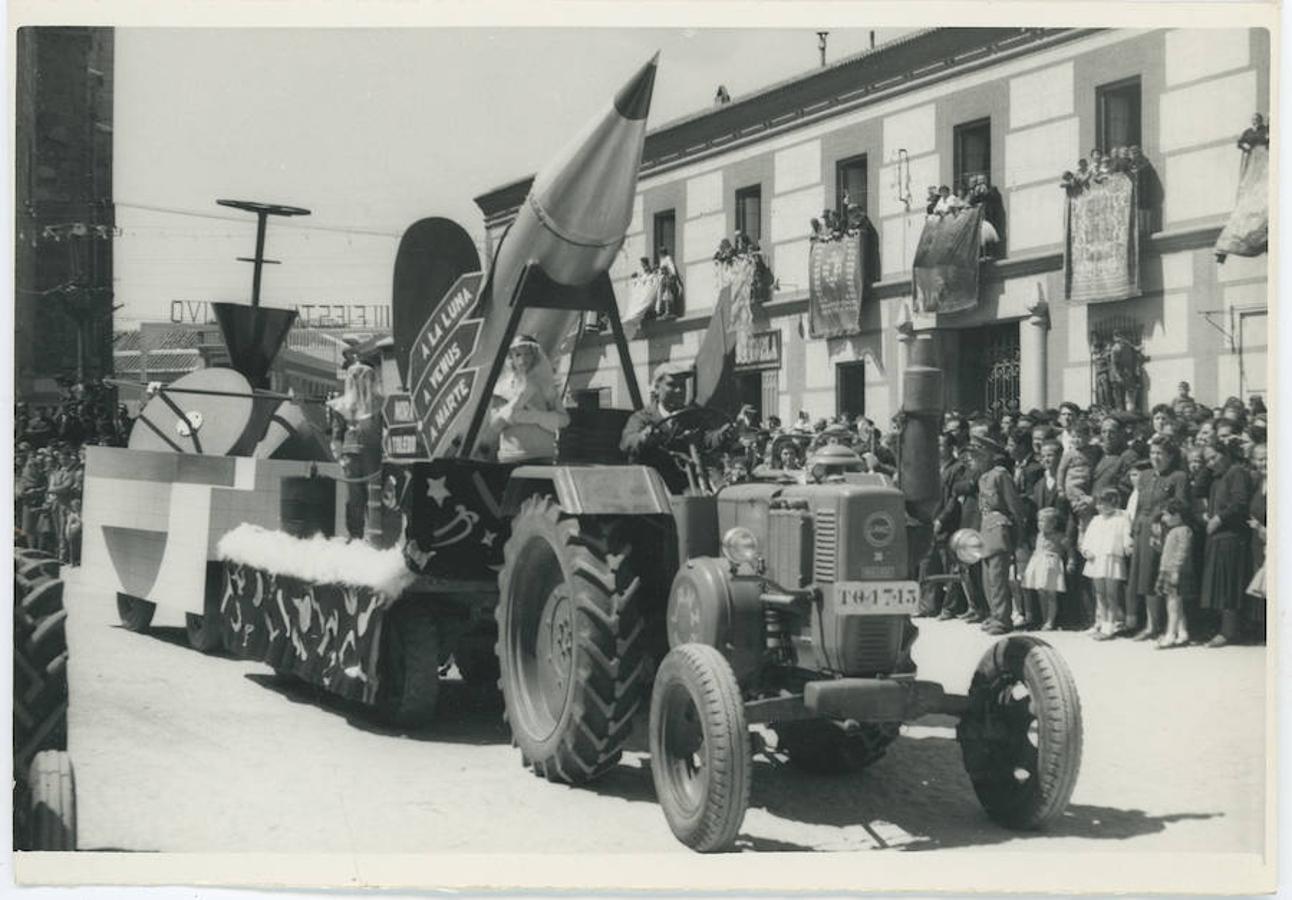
(810, 201, 871, 244)
(14, 378, 133, 563)
(921, 175, 1005, 258)
(707, 383, 1268, 648)
(1059, 144, 1152, 196)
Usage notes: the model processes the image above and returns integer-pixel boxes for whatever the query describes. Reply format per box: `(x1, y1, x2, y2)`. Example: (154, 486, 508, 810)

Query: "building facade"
(476, 27, 1271, 424)
(15, 27, 116, 402)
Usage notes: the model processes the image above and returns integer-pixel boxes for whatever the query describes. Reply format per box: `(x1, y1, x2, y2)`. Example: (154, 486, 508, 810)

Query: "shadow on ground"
(242, 671, 509, 746)
(582, 732, 1221, 853)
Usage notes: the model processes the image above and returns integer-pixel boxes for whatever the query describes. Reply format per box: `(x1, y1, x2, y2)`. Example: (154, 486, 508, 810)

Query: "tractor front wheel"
(649, 643, 750, 852)
(957, 635, 1082, 829)
(496, 496, 651, 783)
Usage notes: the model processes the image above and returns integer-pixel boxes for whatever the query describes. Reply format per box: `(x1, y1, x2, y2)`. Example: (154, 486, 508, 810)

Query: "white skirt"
(1083, 554, 1127, 581)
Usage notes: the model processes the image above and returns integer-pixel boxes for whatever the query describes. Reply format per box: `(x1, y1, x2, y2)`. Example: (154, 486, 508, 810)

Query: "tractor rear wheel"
(26, 750, 77, 851)
(496, 496, 651, 783)
(13, 551, 74, 850)
(375, 601, 441, 727)
(649, 644, 750, 852)
(958, 635, 1083, 829)
(774, 719, 901, 774)
(116, 593, 155, 633)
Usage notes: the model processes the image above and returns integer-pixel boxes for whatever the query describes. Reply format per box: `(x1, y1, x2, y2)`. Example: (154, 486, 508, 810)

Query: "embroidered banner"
(809, 235, 866, 337)
(1064, 173, 1140, 303)
(219, 563, 387, 704)
(1215, 144, 1269, 259)
(912, 206, 983, 315)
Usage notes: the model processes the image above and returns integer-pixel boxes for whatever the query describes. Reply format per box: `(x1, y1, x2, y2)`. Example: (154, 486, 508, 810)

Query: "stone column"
(1019, 295, 1049, 411)
(894, 302, 915, 408)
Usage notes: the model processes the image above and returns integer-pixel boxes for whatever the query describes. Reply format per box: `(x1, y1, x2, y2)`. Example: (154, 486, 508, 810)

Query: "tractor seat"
(556, 407, 634, 464)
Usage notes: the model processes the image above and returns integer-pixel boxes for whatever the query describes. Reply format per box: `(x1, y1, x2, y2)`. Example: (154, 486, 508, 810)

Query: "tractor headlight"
(950, 528, 985, 565)
(721, 526, 760, 566)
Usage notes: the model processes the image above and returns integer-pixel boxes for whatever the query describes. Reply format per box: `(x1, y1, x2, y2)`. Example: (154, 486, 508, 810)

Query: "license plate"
(833, 580, 919, 615)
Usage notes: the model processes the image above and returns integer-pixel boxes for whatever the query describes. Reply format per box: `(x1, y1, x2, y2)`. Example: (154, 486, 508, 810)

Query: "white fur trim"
(216, 524, 416, 599)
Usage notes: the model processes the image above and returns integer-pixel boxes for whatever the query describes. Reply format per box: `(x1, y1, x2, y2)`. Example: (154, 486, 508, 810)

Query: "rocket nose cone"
(613, 52, 659, 121)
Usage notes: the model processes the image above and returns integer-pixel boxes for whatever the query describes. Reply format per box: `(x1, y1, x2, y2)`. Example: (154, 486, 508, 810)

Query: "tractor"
(487, 334, 1083, 853)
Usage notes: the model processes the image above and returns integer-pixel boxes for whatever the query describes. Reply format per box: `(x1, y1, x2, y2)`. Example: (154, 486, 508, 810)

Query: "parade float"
(81, 53, 1083, 852)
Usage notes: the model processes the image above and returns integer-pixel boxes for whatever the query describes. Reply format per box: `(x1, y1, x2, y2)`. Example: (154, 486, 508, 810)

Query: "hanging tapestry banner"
(1214, 144, 1269, 259)
(809, 234, 866, 338)
(1064, 173, 1141, 303)
(912, 206, 983, 315)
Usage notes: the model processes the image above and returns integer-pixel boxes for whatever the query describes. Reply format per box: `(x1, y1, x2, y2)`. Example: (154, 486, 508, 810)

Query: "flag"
(912, 206, 984, 314)
(695, 257, 758, 412)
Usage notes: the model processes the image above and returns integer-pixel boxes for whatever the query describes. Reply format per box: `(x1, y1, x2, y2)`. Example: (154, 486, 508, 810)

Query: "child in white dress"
(1021, 507, 1067, 630)
(1081, 488, 1134, 638)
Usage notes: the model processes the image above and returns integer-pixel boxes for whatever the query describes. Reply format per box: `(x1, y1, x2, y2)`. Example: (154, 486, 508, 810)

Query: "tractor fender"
(666, 556, 765, 684)
(501, 464, 672, 516)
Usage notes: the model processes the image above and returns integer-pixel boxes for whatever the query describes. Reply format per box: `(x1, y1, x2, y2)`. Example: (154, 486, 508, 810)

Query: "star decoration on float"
(425, 476, 450, 506)
(481, 530, 497, 548)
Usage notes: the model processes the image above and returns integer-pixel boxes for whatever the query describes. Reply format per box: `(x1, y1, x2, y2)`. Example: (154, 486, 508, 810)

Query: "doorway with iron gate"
(955, 322, 1020, 414)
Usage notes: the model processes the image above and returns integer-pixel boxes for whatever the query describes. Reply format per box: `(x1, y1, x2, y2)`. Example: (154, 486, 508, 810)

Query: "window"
(836, 154, 868, 215)
(652, 210, 676, 266)
(1097, 77, 1141, 151)
(953, 118, 991, 192)
(735, 185, 762, 243)
(836, 362, 866, 419)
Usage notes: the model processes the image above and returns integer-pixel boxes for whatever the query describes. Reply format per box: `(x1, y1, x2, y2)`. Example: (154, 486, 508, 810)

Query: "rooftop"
(475, 27, 1089, 223)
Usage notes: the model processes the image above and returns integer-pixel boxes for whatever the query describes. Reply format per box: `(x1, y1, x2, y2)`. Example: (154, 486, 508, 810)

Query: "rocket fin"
(392, 217, 482, 387)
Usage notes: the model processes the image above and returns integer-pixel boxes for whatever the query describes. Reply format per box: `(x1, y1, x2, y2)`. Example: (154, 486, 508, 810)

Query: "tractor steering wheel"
(650, 406, 732, 453)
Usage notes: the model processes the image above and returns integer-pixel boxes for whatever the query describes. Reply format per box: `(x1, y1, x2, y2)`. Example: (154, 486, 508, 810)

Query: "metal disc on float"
(128, 368, 255, 456)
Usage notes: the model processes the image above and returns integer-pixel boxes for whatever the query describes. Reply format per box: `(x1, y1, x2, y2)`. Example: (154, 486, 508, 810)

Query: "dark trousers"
(982, 553, 1012, 627)
(917, 540, 947, 615)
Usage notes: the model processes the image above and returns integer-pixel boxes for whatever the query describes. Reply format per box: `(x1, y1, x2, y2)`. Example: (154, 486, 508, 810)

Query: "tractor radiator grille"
(813, 508, 837, 582)
(838, 615, 907, 676)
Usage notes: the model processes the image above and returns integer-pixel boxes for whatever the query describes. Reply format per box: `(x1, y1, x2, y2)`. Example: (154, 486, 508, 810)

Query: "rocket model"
(404, 53, 658, 459)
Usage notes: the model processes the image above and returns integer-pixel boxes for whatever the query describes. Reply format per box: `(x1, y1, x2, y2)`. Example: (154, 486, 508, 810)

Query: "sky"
(112, 27, 913, 327)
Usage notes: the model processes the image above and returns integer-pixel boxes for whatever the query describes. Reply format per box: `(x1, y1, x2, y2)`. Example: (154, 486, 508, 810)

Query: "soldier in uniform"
(971, 434, 1029, 635)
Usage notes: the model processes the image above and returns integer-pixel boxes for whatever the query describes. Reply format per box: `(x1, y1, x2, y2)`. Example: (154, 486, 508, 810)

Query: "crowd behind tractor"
(701, 385, 1268, 651)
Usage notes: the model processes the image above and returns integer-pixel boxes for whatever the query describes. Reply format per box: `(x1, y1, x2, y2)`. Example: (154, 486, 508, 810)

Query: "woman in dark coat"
(1245, 442, 1267, 640)
(1126, 435, 1189, 639)
(1200, 438, 1253, 646)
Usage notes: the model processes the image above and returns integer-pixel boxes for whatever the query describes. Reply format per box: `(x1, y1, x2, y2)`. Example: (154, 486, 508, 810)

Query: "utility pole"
(817, 31, 829, 68)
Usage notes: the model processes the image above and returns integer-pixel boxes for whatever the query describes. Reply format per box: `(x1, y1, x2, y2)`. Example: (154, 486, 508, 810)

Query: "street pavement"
(65, 568, 1267, 854)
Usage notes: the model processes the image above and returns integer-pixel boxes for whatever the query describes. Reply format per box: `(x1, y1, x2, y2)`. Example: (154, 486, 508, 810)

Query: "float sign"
(383, 423, 425, 460)
(408, 272, 485, 458)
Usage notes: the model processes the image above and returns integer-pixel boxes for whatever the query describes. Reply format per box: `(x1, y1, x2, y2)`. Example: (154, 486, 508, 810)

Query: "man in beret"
(971, 434, 1029, 635)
